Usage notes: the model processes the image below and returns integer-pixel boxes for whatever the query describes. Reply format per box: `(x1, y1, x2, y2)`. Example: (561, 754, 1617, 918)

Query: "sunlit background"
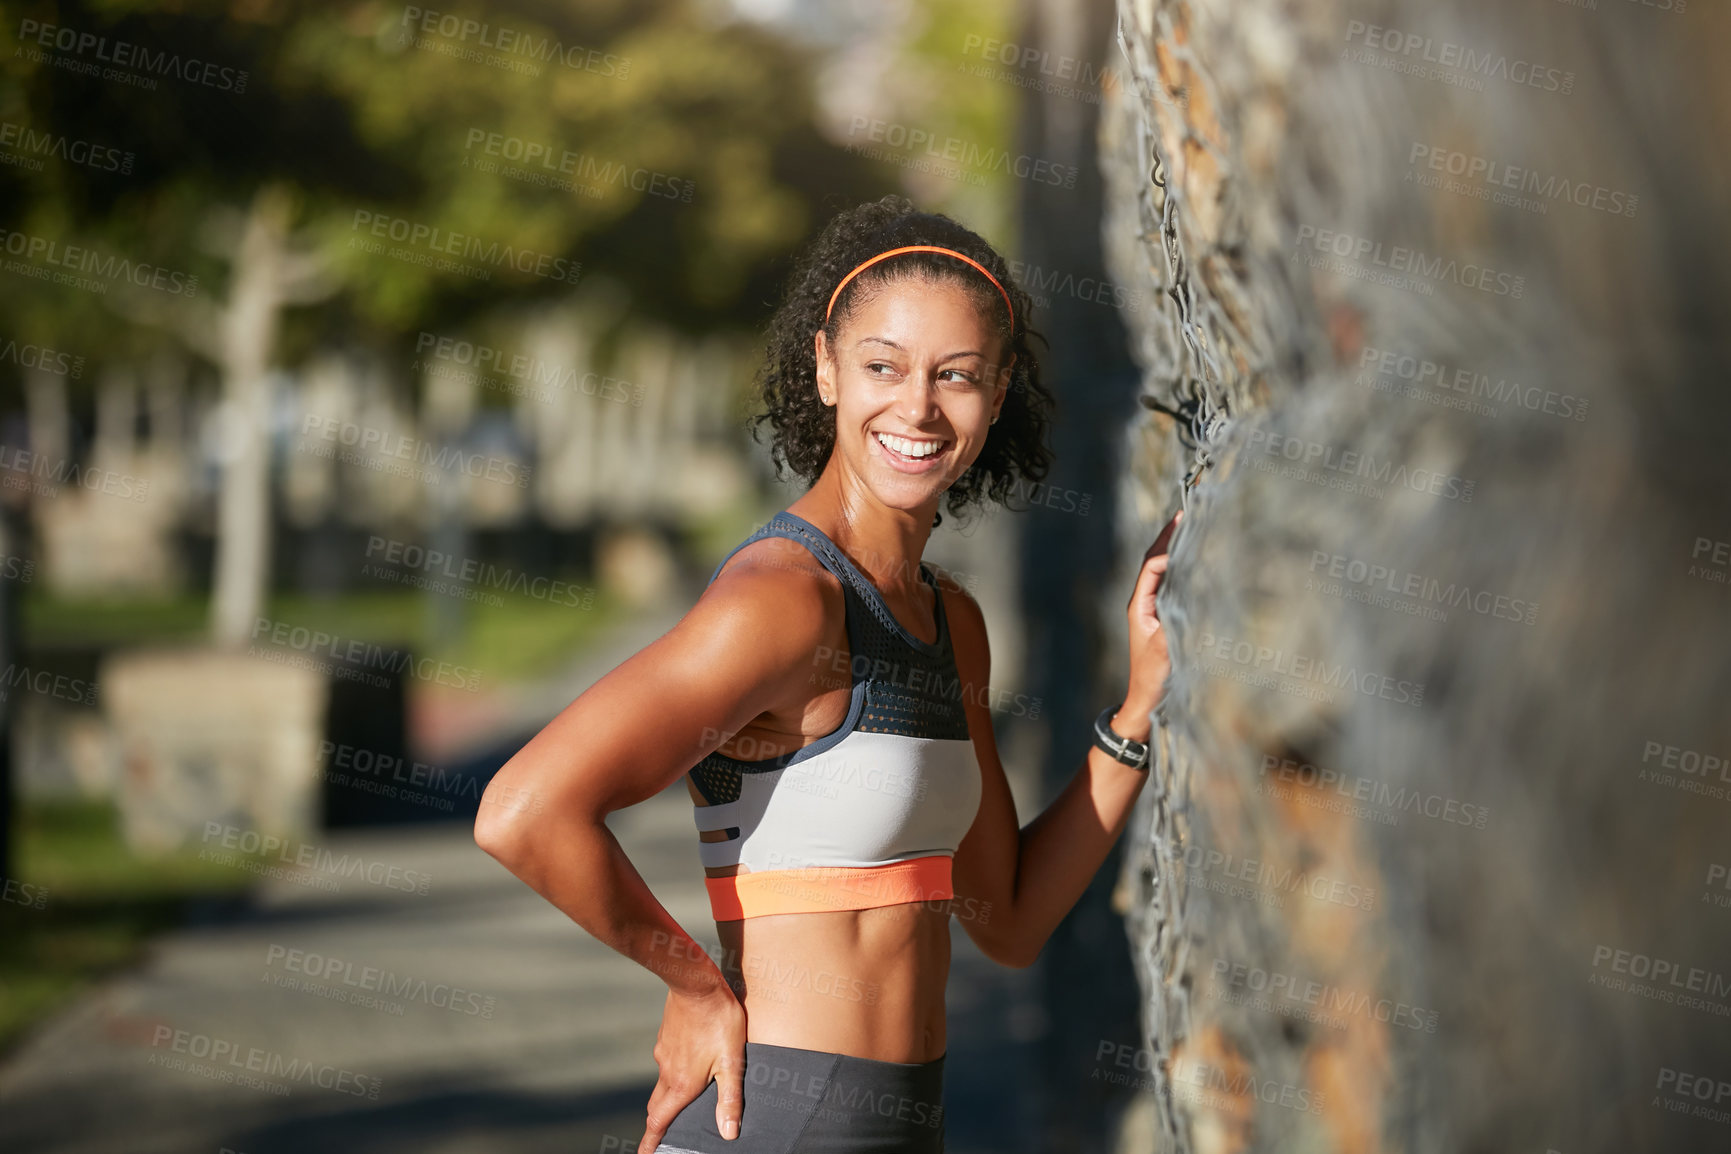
(0, 2, 1152, 1151)
(12, 1, 1726, 1151)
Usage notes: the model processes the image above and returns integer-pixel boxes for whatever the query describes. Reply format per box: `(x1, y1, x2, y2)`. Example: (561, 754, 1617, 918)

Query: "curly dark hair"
(747, 194, 1055, 529)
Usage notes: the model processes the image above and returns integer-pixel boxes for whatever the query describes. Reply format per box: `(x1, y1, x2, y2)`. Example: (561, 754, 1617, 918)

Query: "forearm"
(1001, 698, 1156, 963)
(482, 813, 731, 1000)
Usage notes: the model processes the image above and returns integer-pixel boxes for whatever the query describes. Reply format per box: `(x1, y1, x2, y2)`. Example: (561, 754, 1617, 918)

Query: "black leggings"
(654, 1041, 946, 1154)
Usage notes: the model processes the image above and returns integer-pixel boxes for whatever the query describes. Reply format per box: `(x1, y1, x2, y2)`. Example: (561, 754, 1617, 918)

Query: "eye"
(938, 369, 977, 385)
(866, 361, 897, 375)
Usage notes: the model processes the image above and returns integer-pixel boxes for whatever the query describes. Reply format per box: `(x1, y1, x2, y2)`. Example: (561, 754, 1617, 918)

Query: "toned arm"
(943, 583, 1158, 969)
(473, 556, 839, 993)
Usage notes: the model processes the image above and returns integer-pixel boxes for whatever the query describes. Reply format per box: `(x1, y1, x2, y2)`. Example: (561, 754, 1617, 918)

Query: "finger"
(1129, 555, 1171, 615)
(1146, 507, 1184, 559)
(639, 1083, 677, 1154)
(714, 1048, 744, 1141)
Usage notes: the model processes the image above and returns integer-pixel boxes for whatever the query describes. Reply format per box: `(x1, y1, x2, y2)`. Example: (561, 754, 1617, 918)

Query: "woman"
(474, 194, 1180, 1154)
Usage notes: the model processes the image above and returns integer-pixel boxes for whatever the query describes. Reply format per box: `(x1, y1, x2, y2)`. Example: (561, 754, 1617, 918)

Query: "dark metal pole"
(1014, 0, 1147, 1148)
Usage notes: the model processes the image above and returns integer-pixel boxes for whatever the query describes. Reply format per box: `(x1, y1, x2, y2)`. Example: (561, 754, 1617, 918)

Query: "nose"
(897, 372, 942, 426)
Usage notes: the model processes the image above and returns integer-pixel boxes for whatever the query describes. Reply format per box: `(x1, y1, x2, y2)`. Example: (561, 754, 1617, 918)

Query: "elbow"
(471, 805, 512, 864)
(969, 915, 1041, 970)
(473, 788, 536, 872)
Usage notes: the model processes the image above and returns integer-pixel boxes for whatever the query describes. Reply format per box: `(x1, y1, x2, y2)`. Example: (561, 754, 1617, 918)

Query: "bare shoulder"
(683, 535, 843, 667)
(935, 569, 990, 671)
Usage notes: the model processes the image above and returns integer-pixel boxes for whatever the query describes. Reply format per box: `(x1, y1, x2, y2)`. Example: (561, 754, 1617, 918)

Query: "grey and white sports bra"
(687, 510, 982, 921)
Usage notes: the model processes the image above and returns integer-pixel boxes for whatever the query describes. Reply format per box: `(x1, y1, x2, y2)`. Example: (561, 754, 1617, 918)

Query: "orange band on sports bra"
(705, 855, 956, 921)
(825, 245, 1014, 330)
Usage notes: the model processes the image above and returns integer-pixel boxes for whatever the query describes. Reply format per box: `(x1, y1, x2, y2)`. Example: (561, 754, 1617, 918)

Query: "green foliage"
(24, 584, 627, 685)
(841, 0, 1020, 246)
(0, 0, 892, 379)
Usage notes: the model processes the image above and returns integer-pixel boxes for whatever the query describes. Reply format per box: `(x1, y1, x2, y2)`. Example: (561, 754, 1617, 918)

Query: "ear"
(814, 328, 835, 403)
(990, 350, 1016, 420)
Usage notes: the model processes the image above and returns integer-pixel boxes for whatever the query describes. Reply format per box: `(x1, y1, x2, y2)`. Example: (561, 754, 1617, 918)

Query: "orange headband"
(825, 244, 1014, 330)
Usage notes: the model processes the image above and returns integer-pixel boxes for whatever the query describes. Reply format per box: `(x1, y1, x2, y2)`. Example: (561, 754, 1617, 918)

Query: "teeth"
(876, 432, 944, 459)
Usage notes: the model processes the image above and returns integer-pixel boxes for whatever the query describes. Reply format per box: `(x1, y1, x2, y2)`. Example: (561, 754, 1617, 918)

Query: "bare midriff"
(691, 537, 952, 1063)
(713, 900, 951, 1064)
(691, 773, 953, 1064)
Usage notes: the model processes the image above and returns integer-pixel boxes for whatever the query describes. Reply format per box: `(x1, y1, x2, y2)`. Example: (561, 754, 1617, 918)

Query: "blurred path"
(0, 598, 1047, 1154)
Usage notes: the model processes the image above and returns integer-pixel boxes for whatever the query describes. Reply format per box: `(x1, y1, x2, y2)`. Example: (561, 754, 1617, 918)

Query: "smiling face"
(813, 273, 1014, 518)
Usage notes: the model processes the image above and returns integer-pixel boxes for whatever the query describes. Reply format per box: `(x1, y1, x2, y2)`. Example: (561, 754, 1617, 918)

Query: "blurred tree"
(0, 0, 886, 644)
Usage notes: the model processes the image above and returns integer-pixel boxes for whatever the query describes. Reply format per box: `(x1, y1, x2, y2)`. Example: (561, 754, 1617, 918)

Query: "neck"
(790, 468, 937, 594)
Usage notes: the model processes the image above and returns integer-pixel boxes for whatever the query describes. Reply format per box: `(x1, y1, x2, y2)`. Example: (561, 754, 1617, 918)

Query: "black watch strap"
(1092, 705, 1152, 772)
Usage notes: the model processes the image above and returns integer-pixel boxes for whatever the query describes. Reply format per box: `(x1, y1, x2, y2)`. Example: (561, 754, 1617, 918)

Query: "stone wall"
(1100, 1, 1731, 1150)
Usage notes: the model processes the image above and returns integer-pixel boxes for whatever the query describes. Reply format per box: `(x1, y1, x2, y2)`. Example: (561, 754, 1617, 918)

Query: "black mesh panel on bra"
(685, 514, 970, 806)
(689, 752, 746, 805)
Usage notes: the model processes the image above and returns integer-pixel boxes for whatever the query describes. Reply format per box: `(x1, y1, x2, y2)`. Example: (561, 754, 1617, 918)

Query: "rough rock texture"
(1101, 1, 1731, 1151)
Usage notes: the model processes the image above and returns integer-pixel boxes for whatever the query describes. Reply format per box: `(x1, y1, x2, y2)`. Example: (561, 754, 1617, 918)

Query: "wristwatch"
(1092, 705, 1152, 772)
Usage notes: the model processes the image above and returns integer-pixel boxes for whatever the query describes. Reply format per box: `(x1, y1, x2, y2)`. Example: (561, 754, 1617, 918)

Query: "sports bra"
(687, 510, 983, 921)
